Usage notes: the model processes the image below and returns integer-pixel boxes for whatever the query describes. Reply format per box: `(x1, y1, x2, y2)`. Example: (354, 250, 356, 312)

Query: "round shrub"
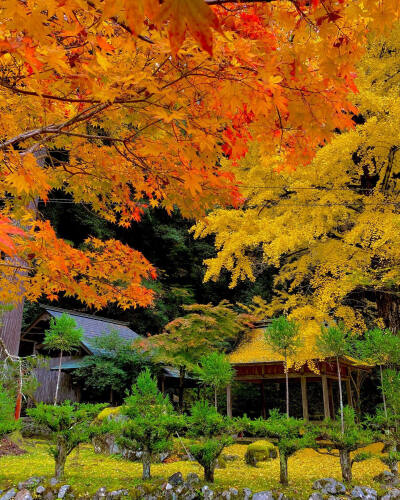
(245, 439, 277, 466)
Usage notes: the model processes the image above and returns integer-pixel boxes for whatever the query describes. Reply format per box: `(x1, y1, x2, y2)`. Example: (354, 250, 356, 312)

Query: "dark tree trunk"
(55, 440, 67, 480)
(142, 448, 151, 480)
(204, 463, 215, 482)
(279, 451, 289, 485)
(376, 292, 400, 333)
(178, 366, 185, 412)
(339, 449, 352, 482)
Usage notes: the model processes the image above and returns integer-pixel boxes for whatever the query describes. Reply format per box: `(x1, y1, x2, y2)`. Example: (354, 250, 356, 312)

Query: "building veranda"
(227, 327, 372, 421)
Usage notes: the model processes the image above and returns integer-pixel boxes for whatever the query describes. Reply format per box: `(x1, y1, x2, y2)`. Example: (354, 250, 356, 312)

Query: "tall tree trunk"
(214, 387, 218, 411)
(284, 352, 289, 418)
(279, 450, 289, 485)
(376, 292, 400, 333)
(204, 463, 215, 482)
(178, 366, 185, 413)
(142, 448, 151, 480)
(336, 356, 344, 433)
(54, 350, 63, 406)
(55, 440, 67, 480)
(379, 364, 388, 418)
(339, 449, 352, 482)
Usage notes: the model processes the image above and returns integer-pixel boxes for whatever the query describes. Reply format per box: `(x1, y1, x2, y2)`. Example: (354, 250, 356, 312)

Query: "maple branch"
(205, 0, 275, 3)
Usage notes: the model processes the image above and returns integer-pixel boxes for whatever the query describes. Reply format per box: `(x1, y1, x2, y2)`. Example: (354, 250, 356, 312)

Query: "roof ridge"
(40, 304, 130, 326)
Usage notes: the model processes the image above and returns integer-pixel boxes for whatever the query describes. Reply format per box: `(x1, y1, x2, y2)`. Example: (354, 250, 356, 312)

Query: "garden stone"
(374, 471, 400, 486)
(308, 494, 323, 500)
(382, 489, 400, 500)
(186, 473, 200, 486)
(0, 488, 17, 500)
(106, 490, 128, 499)
(168, 472, 184, 486)
(312, 478, 346, 495)
(15, 490, 32, 500)
(222, 455, 240, 462)
(43, 492, 55, 500)
(57, 485, 70, 499)
(36, 487, 46, 496)
(50, 479, 59, 487)
(93, 487, 107, 500)
(201, 486, 214, 500)
(18, 477, 43, 490)
(243, 489, 252, 500)
(351, 486, 377, 500)
(252, 492, 274, 500)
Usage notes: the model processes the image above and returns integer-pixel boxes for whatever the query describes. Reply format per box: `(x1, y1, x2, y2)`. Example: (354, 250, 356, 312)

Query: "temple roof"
(229, 328, 372, 369)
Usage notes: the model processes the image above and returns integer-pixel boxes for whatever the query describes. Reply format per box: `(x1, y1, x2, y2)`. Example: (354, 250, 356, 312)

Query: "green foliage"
(354, 328, 400, 367)
(72, 331, 154, 403)
(245, 440, 277, 466)
(196, 352, 233, 391)
(43, 313, 83, 353)
(0, 384, 18, 437)
(27, 401, 107, 478)
(120, 369, 183, 478)
(186, 400, 233, 482)
(318, 406, 374, 452)
(317, 324, 351, 359)
(264, 316, 301, 359)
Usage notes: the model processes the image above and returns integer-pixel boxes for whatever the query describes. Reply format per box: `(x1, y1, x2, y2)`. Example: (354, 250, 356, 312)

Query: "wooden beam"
(322, 374, 330, 420)
(226, 384, 232, 417)
(301, 376, 309, 421)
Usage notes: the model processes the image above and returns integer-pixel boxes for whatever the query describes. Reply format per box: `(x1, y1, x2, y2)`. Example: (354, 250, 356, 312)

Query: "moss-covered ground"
(0, 440, 387, 499)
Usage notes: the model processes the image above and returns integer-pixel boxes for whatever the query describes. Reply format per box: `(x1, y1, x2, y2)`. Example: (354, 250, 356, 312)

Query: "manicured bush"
(187, 400, 233, 482)
(27, 401, 107, 479)
(120, 369, 184, 480)
(244, 439, 277, 466)
(248, 410, 316, 485)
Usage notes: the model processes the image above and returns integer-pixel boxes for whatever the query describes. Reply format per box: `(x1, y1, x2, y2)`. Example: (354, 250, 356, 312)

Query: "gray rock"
(186, 473, 200, 486)
(18, 477, 42, 491)
(50, 479, 59, 487)
(382, 489, 400, 500)
(222, 455, 240, 462)
(201, 486, 214, 500)
(57, 486, 70, 499)
(351, 486, 377, 500)
(375, 471, 400, 486)
(308, 494, 323, 500)
(93, 488, 107, 500)
(14, 490, 32, 500)
(43, 492, 55, 500)
(312, 478, 346, 495)
(106, 490, 128, 500)
(168, 472, 184, 486)
(243, 488, 252, 500)
(36, 487, 46, 496)
(228, 488, 238, 497)
(252, 492, 274, 500)
(0, 489, 17, 500)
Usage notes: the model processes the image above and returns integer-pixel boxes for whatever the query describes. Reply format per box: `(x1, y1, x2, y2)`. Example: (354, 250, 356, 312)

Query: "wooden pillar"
(161, 374, 166, 395)
(301, 376, 309, 421)
(346, 378, 353, 407)
(226, 384, 232, 417)
(261, 380, 267, 419)
(328, 379, 335, 418)
(322, 374, 330, 420)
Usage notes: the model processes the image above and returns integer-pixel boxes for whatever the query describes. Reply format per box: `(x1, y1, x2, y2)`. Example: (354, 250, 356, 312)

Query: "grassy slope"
(0, 440, 387, 499)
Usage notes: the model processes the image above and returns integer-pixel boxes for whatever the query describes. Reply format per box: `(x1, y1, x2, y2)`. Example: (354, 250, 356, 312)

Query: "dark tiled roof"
(43, 306, 140, 354)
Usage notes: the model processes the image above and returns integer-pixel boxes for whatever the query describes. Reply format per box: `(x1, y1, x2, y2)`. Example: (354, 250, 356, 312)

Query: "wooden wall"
(0, 299, 24, 357)
(34, 357, 80, 403)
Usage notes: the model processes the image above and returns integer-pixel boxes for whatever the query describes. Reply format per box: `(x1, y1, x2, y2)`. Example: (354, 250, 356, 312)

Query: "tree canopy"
(0, 0, 396, 309)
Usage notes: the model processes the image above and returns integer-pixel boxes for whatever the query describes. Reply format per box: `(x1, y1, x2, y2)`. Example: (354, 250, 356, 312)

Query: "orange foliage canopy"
(0, 0, 397, 308)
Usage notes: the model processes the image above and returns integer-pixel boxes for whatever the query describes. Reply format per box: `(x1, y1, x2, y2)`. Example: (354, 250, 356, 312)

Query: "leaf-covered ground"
(0, 440, 387, 499)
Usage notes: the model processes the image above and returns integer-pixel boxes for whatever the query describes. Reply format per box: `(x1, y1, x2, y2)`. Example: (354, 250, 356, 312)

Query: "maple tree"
(137, 301, 252, 411)
(193, 21, 400, 336)
(0, 0, 396, 309)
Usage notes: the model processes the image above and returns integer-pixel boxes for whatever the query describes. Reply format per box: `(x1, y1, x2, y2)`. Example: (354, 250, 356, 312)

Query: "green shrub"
(96, 406, 122, 421)
(245, 439, 277, 466)
(0, 384, 18, 437)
